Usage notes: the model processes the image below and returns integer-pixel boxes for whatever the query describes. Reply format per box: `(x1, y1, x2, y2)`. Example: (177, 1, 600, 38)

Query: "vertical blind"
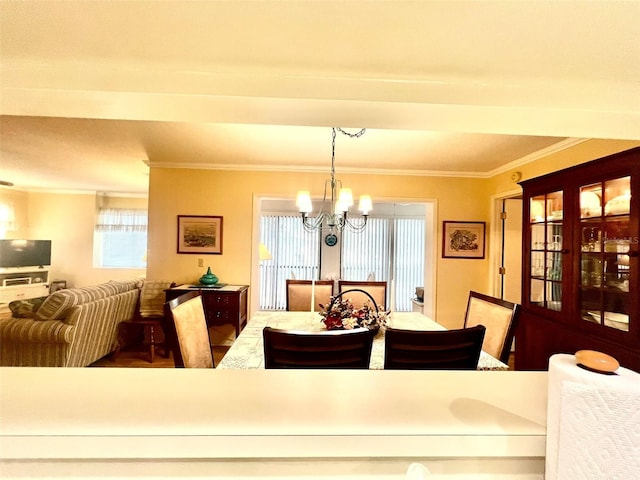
(259, 214, 425, 312)
(341, 217, 390, 281)
(260, 215, 320, 310)
(392, 218, 425, 311)
(342, 217, 424, 311)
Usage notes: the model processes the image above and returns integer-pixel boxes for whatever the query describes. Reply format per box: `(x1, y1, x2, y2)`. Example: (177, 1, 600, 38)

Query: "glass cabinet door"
(579, 176, 631, 332)
(529, 191, 564, 311)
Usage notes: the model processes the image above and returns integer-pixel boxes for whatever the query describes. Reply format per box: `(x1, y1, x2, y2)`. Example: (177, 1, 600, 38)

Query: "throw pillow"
(34, 290, 78, 321)
(8, 296, 47, 318)
(139, 280, 173, 317)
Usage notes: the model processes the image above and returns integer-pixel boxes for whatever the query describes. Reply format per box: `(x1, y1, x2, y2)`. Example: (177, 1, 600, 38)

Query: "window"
(392, 218, 426, 310)
(0, 201, 16, 237)
(259, 215, 320, 310)
(259, 206, 426, 312)
(341, 217, 391, 280)
(342, 217, 424, 311)
(94, 208, 148, 268)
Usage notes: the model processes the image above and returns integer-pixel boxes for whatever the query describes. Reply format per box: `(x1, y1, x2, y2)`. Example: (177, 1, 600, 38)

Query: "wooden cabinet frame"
(516, 147, 639, 371)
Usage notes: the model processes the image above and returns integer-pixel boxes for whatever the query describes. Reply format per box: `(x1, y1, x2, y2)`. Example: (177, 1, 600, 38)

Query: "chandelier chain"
(331, 127, 366, 178)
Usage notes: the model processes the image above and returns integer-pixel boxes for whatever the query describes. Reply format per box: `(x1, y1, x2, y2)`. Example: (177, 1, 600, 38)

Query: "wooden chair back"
(384, 325, 486, 370)
(286, 279, 334, 312)
(263, 327, 375, 369)
(164, 290, 214, 368)
(463, 291, 521, 364)
(338, 280, 387, 310)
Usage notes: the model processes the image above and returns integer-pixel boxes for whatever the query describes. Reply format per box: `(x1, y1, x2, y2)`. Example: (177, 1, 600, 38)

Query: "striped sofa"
(0, 279, 143, 367)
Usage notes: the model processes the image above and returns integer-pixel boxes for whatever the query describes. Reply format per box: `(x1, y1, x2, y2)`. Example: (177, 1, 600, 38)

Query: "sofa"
(0, 279, 145, 367)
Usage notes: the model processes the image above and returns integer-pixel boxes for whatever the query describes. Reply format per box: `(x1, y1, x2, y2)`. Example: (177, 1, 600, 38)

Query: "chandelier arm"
(301, 213, 326, 232)
(344, 215, 368, 232)
(316, 178, 332, 217)
(297, 127, 369, 234)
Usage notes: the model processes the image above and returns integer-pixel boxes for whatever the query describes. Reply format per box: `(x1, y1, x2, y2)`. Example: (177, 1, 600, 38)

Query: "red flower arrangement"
(320, 290, 389, 331)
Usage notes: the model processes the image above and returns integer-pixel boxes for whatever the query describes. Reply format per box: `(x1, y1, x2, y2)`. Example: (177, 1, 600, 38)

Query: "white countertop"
(0, 367, 546, 461)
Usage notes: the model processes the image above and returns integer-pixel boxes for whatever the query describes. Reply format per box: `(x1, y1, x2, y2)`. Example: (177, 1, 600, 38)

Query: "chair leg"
(148, 322, 156, 363)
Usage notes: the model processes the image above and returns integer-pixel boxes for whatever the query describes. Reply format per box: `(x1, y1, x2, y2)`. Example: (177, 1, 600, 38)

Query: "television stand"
(0, 268, 50, 304)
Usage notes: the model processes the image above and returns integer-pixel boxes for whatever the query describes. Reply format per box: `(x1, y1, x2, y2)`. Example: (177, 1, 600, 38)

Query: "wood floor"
(90, 346, 230, 368)
(90, 322, 235, 368)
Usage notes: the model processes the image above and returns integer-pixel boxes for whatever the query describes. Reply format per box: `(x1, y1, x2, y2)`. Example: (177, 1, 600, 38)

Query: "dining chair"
(338, 280, 387, 310)
(164, 290, 214, 368)
(463, 291, 521, 364)
(286, 279, 335, 312)
(383, 325, 486, 370)
(263, 326, 376, 369)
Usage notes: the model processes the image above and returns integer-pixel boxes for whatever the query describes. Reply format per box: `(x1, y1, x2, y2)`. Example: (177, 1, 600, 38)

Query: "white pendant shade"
(338, 188, 354, 209)
(358, 195, 372, 215)
(296, 191, 313, 213)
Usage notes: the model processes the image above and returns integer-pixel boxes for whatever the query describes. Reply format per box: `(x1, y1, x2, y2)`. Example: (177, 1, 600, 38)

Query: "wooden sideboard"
(165, 284, 249, 337)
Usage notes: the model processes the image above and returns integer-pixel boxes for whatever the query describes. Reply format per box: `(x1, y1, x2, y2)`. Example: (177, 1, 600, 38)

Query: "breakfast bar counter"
(0, 367, 546, 479)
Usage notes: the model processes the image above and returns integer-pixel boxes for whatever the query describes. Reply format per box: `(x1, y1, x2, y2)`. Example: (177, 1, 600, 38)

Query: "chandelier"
(296, 127, 372, 233)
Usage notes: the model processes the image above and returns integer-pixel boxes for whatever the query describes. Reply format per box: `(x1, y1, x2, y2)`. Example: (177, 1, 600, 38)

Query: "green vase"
(199, 267, 218, 286)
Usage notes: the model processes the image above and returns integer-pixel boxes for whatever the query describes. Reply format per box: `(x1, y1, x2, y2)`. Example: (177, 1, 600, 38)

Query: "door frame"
(250, 194, 438, 318)
(489, 188, 523, 300)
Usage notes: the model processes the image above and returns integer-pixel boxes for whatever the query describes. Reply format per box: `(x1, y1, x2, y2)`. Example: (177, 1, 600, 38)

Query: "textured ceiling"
(1, 1, 638, 194)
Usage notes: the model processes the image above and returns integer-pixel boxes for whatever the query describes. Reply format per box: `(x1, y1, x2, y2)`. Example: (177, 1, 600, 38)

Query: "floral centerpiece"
(319, 289, 389, 331)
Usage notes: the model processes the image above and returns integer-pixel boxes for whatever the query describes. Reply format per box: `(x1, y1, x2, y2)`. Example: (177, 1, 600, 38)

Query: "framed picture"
(442, 221, 486, 259)
(177, 215, 223, 254)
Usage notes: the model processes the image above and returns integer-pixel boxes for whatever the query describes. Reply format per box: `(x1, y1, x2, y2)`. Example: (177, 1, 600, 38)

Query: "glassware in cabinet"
(578, 176, 631, 333)
(528, 191, 563, 311)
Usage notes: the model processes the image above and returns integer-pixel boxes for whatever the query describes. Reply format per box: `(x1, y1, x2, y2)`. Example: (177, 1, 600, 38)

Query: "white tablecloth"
(217, 311, 508, 370)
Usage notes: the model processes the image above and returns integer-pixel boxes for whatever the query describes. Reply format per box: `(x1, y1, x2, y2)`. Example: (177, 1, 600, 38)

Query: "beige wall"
(486, 139, 640, 196)
(147, 138, 639, 328)
(0, 191, 146, 288)
(147, 168, 491, 328)
(3, 139, 637, 327)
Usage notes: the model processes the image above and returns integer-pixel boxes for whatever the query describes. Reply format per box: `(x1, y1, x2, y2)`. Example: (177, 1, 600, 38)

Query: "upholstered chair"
(165, 291, 214, 368)
(286, 279, 334, 312)
(463, 291, 521, 364)
(338, 280, 387, 310)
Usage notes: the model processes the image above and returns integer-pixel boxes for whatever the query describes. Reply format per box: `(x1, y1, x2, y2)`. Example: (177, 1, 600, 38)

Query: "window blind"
(260, 215, 320, 310)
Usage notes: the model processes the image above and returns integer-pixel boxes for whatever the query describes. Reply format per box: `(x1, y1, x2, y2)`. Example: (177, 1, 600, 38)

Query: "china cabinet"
(516, 147, 639, 371)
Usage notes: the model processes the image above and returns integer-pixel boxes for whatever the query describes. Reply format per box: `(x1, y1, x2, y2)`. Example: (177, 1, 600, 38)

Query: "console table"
(165, 284, 249, 337)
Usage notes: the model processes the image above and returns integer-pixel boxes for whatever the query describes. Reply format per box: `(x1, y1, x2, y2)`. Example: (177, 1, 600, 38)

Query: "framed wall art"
(442, 221, 485, 259)
(177, 215, 223, 254)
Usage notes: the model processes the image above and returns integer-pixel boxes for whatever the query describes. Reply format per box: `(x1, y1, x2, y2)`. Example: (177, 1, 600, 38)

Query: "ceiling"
(1, 1, 638, 195)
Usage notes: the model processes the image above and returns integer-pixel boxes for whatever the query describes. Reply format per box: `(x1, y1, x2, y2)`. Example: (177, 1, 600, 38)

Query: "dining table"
(217, 310, 509, 370)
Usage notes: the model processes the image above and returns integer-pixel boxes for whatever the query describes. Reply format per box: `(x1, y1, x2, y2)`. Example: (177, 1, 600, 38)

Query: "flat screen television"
(0, 240, 52, 268)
